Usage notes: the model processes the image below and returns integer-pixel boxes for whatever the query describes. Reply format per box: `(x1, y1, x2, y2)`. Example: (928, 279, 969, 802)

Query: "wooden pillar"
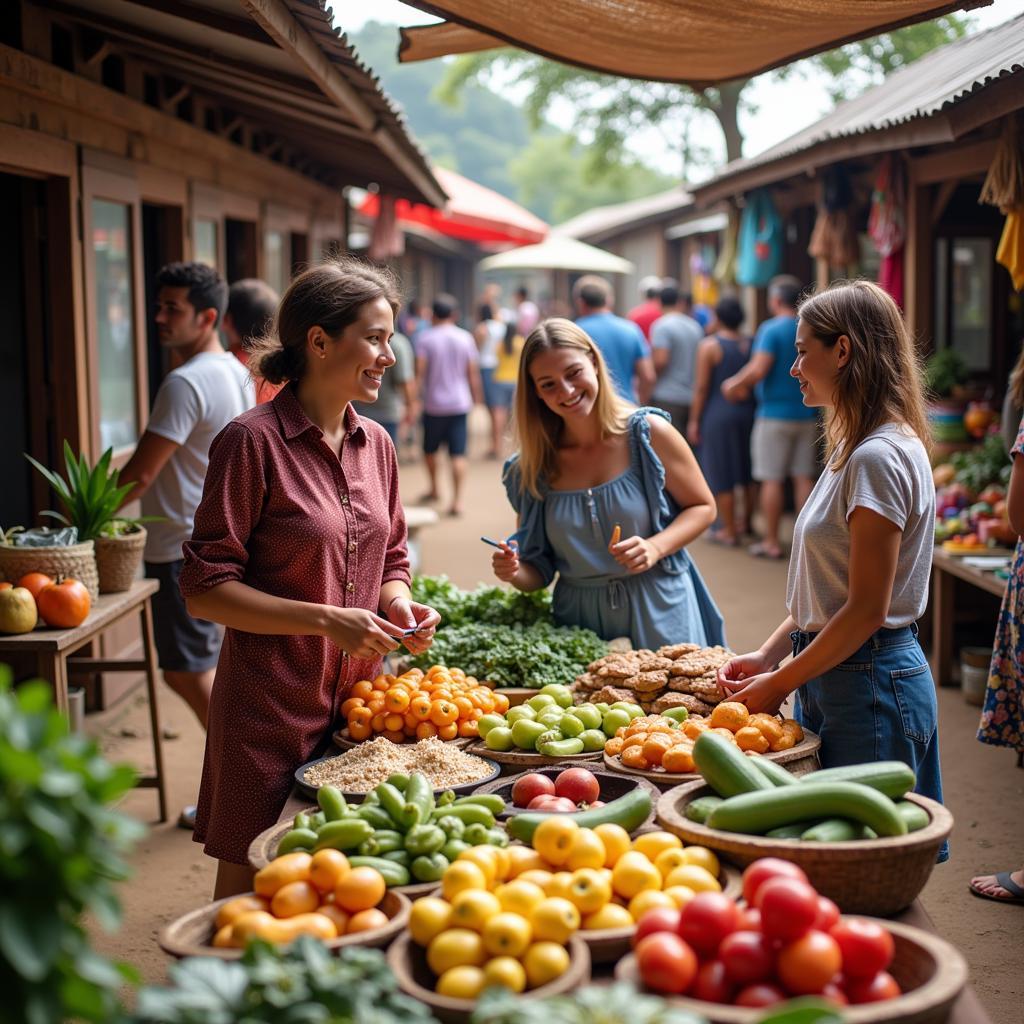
(904, 178, 933, 350)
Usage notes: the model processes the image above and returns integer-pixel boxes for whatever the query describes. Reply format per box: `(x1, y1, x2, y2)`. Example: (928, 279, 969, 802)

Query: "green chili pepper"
(361, 790, 380, 806)
(376, 782, 412, 828)
(313, 818, 373, 852)
(404, 772, 436, 825)
(386, 772, 410, 792)
(277, 828, 318, 855)
(410, 852, 449, 883)
(453, 793, 505, 815)
(293, 811, 312, 830)
(484, 827, 509, 848)
(436, 789, 456, 807)
(404, 823, 447, 856)
(463, 822, 490, 846)
(354, 804, 396, 830)
(317, 785, 348, 822)
(430, 803, 495, 828)
(381, 849, 411, 867)
(442, 839, 470, 862)
(436, 815, 466, 840)
(307, 811, 326, 829)
(359, 829, 404, 857)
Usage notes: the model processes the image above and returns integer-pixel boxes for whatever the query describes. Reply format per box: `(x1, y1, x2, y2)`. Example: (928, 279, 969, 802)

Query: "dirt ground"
(89, 415, 1023, 1021)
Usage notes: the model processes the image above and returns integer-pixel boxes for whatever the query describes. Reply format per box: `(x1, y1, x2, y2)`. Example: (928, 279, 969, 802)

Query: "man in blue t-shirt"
(721, 275, 818, 559)
(573, 275, 654, 402)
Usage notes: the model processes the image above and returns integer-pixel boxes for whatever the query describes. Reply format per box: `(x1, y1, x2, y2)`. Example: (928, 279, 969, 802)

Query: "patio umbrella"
(479, 236, 634, 274)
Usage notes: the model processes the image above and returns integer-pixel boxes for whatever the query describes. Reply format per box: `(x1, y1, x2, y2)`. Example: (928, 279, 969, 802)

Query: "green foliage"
(411, 574, 552, 627)
(0, 667, 143, 1024)
(926, 348, 970, 397)
(950, 433, 1011, 494)
(132, 938, 434, 1024)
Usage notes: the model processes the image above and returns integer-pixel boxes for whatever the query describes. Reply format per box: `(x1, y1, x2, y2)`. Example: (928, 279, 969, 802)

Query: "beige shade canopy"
(399, 0, 990, 87)
(479, 236, 635, 273)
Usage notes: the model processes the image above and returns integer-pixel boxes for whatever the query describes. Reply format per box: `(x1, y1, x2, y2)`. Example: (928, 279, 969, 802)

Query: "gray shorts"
(751, 417, 820, 482)
(145, 560, 222, 673)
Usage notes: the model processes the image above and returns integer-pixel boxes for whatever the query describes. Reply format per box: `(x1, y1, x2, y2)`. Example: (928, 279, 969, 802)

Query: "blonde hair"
(511, 318, 632, 498)
(797, 280, 930, 470)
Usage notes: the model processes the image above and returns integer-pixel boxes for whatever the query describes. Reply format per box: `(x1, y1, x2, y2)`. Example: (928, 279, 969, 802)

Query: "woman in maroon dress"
(180, 259, 440, 897)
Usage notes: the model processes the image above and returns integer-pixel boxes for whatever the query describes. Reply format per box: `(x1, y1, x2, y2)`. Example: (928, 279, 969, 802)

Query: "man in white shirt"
(119, 263, 254, 806)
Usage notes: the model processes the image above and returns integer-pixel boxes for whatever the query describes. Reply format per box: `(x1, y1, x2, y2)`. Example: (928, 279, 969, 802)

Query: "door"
(142, 202, 184, 402)
(226, 218, 259, 282)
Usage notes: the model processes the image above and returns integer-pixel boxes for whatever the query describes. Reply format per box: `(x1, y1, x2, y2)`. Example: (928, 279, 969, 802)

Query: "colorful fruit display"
(511, 767, 605, 812)
(212, 852, 392, 948)
(275, 774, 508, 885)
(604, 705, 804, 774)
(0, 572, 90, 633)
(631, 857, 902, 1008)
(341, 666, 510, 743)
(477, 686, 644, 757)
(934, 435, 1015, 546)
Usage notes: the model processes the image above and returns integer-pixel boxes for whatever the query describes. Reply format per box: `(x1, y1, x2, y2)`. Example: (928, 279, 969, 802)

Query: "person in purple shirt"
(415, 294, 483, 516)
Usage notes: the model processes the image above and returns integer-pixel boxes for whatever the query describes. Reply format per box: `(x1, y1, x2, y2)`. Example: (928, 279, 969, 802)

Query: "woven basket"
(94, 528, 146, 594)
(656, 780, 952, 916)
(0, 541, 99, 603)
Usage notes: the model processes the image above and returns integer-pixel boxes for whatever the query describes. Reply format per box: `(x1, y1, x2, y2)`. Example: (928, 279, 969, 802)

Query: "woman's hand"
(718, 670, 792, 715)
(492, 541, 520, 583)
(718, 649, 774, 691)
(323, 607, 407, 659)
(686, 418, 700, 445)
(385, 597, 441, 656)
(610, 535, 662, 574)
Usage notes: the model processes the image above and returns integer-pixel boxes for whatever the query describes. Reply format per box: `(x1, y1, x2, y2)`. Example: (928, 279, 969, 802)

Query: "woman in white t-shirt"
(718, 281, 945, 846)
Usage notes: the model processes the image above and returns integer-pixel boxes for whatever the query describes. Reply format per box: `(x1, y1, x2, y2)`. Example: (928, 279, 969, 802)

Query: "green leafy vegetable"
(949, 433, 1011, 495)
(412, 575, 552, 628)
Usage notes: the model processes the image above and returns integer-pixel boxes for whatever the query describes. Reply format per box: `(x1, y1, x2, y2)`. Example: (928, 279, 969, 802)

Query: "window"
(265, 229, 287, 295)
(934, 236, 993, 372)
(194, 217, 218, 269)
(92, 199, 138, 449)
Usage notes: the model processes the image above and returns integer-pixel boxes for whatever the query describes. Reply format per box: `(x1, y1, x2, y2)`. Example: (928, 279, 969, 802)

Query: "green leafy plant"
(133, 938, 434, 1024)
(25, 442, 146, 542)
(0, 666, 143, 1024)
(925, 348, 969, 398)
(412, 574, 553, 628)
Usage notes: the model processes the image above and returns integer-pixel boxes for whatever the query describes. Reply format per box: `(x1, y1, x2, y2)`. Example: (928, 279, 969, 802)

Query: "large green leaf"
(0, 904, 62, 981)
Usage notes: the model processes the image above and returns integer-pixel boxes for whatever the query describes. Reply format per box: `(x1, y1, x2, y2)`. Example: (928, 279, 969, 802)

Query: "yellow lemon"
(518, 869, 554, 890)
(544, 871, 576, 900)
(566, 829, 607, 871)
(663, 884, 698, 909)
(533, 817, 580, 866)
(631, 831, 682, 861)
(427, 928, 486, 975)
(523, 941, 570, 989)
(566, 867, 611, 915)
(442, 860, 488, 902)
(482, 956, 527, 993)
(611, 850, 662, 900)
(593, 823, 631, 867)
(495, 879, 546, 917)
(409, 897, 452, 946)
(628, 889, 677, 921)
(436, 965, 486, 1000)
(663, 864, 721, 893)
(529, 897, 580, 943)
(481, 911, 532, 958)
(582, 902, 634, 930)
(457, 847, 500, 888)
(506, 846, 547, 879)
(654, 847, 690, 881)
(449, 889, 502, 933)
(681, 846, 721, 877)
(489, 845, 512, 882)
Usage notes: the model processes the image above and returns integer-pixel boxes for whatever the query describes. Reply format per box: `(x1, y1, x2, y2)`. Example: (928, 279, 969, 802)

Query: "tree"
(436, 15, 971, 174)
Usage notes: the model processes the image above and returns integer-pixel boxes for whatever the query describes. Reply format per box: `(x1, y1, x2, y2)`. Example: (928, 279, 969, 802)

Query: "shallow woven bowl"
(656, 781, 952, 916)
(615, 917, 967, 1024)
(158, 888, 410, 961)
(387, 930, 590, 1024)
(332, 728, 471, 751)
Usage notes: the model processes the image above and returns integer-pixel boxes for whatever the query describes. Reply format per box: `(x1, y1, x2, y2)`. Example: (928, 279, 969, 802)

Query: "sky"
(333, 0, 1024, 172)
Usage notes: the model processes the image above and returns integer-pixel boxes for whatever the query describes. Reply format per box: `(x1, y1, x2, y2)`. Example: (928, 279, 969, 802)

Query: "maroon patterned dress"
(180, 385, 410, 864)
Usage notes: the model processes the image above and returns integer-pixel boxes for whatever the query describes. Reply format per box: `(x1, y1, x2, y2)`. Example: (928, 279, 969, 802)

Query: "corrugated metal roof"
(695, 12, 1024, 198)
(553, 187, 693, 242)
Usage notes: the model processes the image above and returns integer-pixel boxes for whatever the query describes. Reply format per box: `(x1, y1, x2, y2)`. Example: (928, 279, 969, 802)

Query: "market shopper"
(491, 317, 724, 650)
(179, 258, 440, 898)
(475, 302, 511, 458)
(717, 281, 946, 852)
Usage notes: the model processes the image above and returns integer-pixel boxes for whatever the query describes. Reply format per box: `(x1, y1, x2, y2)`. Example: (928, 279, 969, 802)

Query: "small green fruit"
(484, 726, 515, 752)
(558, 714, 584, 738)
(477, 713, 506, 738)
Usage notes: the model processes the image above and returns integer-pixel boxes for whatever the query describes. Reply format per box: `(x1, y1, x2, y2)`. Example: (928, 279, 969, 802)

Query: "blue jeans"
(792, 624, 948, 862)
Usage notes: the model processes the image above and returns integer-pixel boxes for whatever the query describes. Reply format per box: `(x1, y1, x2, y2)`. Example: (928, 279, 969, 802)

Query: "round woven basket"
(94, 528, 146, 593)
(0, 541, 99, 604)
(656, 780, 952, 916)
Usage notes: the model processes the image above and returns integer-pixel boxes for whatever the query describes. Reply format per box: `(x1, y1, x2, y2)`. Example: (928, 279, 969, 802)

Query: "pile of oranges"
(341, 666, 511, 743)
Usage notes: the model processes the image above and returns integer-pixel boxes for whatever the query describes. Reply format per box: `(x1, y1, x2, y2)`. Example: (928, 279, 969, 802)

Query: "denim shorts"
(145, 560, 222, 673)
(422, 413, 468, 456)
(792, 624, 948, 862)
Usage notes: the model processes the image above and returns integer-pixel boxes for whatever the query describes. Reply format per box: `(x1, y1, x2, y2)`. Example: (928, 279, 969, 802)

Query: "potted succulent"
(925, 349, 970, 444)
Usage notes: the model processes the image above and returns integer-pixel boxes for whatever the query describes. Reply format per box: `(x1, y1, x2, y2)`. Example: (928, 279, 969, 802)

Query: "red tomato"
(776, 929, 843, 994)
(691, 960, 733, 1003)
(822, 980, 850, 1006)
(734, 983, 787, 1008)
(742, 857, 809, 906)
(634, 907, 682, 946)
(635, 933, 698, 995)
(719, 930, 774, 986)
(37, 578, 90, 628)
(845, 970, 902, 1004)
(814, 896, 840, 932)
(16, 572, 54, 601)
(757, 877, 820, 942)
(830, 917, 895, 979)
(737, 906, 761, 932)
(554, 767, 600, 805)
(511, 773, 555, 807)
(677, 892, 740, 958)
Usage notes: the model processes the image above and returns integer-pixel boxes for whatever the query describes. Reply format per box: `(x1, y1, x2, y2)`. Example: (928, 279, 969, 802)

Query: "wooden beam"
(908, 137, 999, 186)
(160, 80, 190, 113)
(903, 181, 933, 349)
(931, 179, 958, 226)
(83, 39, 112, 68)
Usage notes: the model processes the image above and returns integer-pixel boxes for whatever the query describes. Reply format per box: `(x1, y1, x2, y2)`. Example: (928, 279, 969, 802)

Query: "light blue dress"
(503, 408, 725, 650)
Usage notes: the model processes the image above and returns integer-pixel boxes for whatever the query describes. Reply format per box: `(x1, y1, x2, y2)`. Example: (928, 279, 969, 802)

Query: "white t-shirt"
(478, 319, 505, 369)
(142, 352, 255, 562)
(786, 423, 935, 632)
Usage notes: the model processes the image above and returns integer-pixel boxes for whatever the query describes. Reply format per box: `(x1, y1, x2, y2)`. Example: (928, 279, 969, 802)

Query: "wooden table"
(930, 548, 1007, 687)
(0, 579, 167, 821)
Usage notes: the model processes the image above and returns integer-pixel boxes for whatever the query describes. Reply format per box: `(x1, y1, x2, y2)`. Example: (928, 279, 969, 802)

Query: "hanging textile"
(713, 204, 739, 286)
(980, 115, 1024, 292)
(868, 154, 907, 306)
(368, 194, 405, 262)
(808, 165, 859, 268)
(736, 191, 782, 287)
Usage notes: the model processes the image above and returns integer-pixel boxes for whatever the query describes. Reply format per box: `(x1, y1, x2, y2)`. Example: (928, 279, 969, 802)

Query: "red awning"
(361, 167, 548, 245)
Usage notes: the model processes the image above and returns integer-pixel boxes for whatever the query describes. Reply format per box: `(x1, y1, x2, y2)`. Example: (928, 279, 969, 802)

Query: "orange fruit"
(430, 700, 459, 727)
(316, 903, 350, 934)
(346, 907, 390, 934)
(335, 866, 386, 912)
(385, 688, 411, 713)
(309, 849, 350, 893)
(350, 680, 374, 700)
(416, 722, 439, 740)
(270, 880, 320, 918)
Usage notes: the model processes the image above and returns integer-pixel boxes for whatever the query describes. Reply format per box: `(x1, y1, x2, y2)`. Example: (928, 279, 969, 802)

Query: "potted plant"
(925, 349, 970, 444)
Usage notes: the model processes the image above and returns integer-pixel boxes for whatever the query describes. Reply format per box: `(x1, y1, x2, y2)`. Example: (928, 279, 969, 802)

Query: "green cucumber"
(507, 787, 651, 843)
(276, 827, 318, 854)
(693, 732, 775, 798)
(684, 795, 724, 824)
(346, 855, 411, 886)
(800, 818, 875, 842)
(748, 754, 799, 787)
(707, 782, 907, 838)
(429, 803, 495, 827)
(313, 818, 374, 851)
(354, 804, 397, 830)
(802, 761, 915, 800)
(764, 823, 809, 839)
(895, 800, 931, 832)
(381, 849, 411, 867)
(453, 793, 506, 815)
(317, 785, 348, 821)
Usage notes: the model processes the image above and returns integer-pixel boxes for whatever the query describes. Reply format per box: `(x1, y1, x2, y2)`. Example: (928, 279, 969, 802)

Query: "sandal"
(968, 870, 1024, 905)
(707, 531, 740, 548)
(177, 805, 197, 831)
(749, 541, 785, 560)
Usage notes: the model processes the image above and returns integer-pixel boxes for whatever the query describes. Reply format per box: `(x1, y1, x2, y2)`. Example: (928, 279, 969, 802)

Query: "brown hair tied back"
(250, 257, 401, 385)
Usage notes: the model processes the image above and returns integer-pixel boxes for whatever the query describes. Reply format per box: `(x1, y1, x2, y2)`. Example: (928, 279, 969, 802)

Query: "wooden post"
(903, 178, 933, 350)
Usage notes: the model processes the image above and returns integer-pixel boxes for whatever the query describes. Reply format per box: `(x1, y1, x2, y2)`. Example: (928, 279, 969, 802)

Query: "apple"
(0, 586, 38, 634)
(554, 767, 601, 805)
(511, 772, 555, 807)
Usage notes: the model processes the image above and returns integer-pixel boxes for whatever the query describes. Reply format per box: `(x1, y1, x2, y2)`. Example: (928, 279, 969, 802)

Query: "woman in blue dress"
(492, 318, 724, 651)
